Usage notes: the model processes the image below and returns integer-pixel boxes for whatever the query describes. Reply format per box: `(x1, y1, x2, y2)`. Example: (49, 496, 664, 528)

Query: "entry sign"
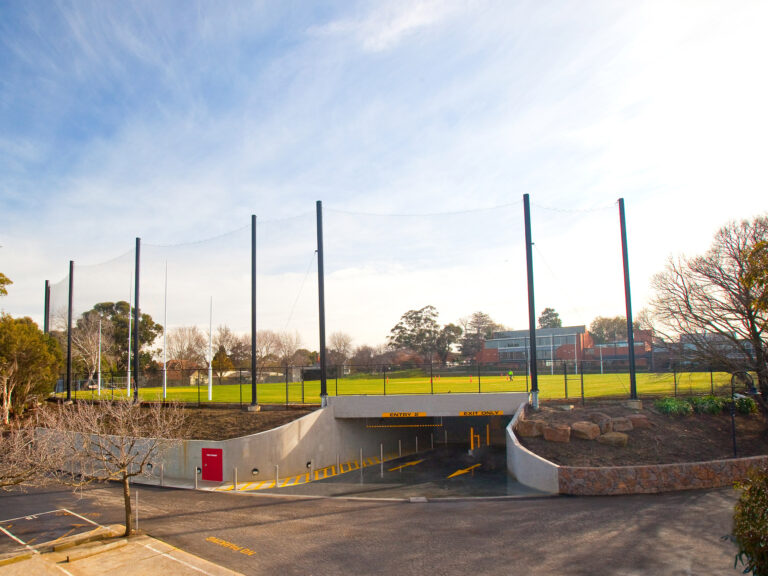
(459, 410, 503, 416)
(381, 412, 426, 418)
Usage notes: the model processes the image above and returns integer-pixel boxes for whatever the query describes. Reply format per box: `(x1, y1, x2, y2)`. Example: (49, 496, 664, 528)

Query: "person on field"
(508, 370, 514, 381)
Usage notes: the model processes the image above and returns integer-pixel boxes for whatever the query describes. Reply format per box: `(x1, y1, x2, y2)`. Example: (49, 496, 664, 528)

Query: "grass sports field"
(63, 370, 739, 404)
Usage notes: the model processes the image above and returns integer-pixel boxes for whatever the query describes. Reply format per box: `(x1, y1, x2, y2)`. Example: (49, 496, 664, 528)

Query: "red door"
(201, 448, 223, 482)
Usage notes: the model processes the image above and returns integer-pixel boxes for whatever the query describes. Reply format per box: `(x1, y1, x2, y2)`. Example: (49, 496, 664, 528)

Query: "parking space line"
(0, 524, 36, 552)
(61, 508, 103, 527)
(144, 542, 218, 576)
(1, 509, 61, 524)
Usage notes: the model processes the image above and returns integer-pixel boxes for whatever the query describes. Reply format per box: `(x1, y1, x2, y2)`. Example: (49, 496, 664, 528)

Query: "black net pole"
(44, 280, 50, 334)
(66, 261, 74, 402)
(316, 201, 328, 402)
(619, 199, 637, 399)
(251, 214, 258, 406)
(523, 194, 539, 408)
(133, 238, 141, 403)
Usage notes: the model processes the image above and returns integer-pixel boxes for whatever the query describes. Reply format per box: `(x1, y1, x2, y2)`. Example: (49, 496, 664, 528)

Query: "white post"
(97, 318, 102, 396)
(208, 297, 213, 402)
(274, 464, 279, 487)
(398, 439, 402, 457)
(600, 346, 604, 374)
(163, 261, 168, 400)
(135, 488, 139, 532)
(416, 436, 418, 453)
(550, 333, 554, 376)
(380, 443, 384, 478)
(233, 466, 238, 491)
(127, 272, 132, 397)
(574, 334, 578, 375)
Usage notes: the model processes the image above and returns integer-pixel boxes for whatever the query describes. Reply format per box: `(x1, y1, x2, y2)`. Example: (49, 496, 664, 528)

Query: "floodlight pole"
(127, 271, 132, 397)
(619, 199, 637, 400)
(208, 297, 213, 402)
(44, 280, 50, 334)
(316, 201, 328, 404)
(523, 194, 539, 409)
(163, 261, 167, 400)
(133, 237, 141, 403)
(66, 261, 74, 402)
(251, 214, 258, 406)
(97, 317, 102, 396)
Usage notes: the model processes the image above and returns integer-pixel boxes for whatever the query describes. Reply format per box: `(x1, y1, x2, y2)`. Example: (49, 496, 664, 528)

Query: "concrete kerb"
(506, 402, 560, 494)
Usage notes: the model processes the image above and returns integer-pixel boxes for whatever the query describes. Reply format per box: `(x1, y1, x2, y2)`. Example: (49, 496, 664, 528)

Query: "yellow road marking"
(447, 463, 481, 479)
(205, 536, 256, 557)
(381, 412, 427, 417)
(388, 459, 425, 472)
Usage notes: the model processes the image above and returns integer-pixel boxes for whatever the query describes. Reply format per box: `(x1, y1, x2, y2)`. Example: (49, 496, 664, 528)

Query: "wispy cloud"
(310, 0, 471, 52)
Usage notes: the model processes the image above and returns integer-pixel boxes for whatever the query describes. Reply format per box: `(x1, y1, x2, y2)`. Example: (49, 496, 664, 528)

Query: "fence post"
(710, 367, 714, 395)
(580, 361, 585, 406)
(477, 362, 481, 393)
(673, 365, 677, 397)
(563, 361, 568, 399)
(285, 366, 289, 407)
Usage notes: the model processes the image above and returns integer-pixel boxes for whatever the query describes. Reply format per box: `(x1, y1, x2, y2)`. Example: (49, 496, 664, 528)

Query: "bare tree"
(275, 331, 302, 367)
(651, 215, 768, 400)
(71, 311, 115, 385)
(256, 329, 279, 365)
(166, 326, 207, 370)
(0, 420, 55, 489)
(214, 325, 236, 356)
(328, 331, 353, 368)
(41, 400, 187, 537)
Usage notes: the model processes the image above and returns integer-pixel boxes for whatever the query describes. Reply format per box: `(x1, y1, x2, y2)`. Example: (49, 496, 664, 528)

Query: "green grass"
(62, 370, 738, 404)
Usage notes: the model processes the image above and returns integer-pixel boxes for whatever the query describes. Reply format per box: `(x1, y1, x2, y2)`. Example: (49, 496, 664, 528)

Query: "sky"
(1, 0, 766, 351)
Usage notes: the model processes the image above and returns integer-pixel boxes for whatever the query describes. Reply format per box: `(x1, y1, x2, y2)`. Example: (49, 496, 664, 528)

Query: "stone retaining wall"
(558, 455, 768, 495)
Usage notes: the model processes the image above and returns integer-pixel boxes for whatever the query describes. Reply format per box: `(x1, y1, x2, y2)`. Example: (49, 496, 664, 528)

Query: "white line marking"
(0, 524, 37, 554)
(55, 564, 76, 576)
(1, 509, 63, 523)
(143, 542, 217, 575)
(60, 509, 102, 527)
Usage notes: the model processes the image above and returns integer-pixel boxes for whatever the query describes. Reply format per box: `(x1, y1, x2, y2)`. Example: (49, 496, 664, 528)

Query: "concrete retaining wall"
(505, 403, 559, 494)
(138, 405, 433, 487)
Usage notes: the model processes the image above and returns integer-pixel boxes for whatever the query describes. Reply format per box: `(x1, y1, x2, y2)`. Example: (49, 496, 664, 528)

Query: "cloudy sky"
(1, 0, 766, 349)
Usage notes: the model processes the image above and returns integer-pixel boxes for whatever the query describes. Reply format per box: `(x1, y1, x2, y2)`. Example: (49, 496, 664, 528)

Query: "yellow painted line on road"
(388, 459, 425, 472)
(447, 463, 481, 479)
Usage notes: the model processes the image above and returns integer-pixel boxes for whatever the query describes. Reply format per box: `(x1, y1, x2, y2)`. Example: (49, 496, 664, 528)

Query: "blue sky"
(1, 1, 766, 348)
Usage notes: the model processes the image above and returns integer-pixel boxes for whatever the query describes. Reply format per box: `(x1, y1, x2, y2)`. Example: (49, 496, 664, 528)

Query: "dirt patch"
(181, 406, 319, 440)
(519, 400, 768, 467)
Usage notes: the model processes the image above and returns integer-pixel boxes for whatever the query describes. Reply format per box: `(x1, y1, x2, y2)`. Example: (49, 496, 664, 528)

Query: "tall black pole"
(524, 194, 539, 409)
(44, 280, 50, 334)
(619, 198, 637, 400)
(316, 201, 328, 402)
(66, 261, 73, 402)
(251, 215, 258, 406)
(133, 238, 141, 403)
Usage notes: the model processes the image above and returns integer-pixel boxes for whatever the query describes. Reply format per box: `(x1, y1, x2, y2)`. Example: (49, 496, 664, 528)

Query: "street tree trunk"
(122, 475, 132, 537)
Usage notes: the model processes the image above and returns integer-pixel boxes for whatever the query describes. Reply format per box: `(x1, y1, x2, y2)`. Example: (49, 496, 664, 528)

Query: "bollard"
(431, 434, 434, 450)
(416, 436, 418, 453)
(360, 448, 364, 482)
(337, 453, 340, 474)
(160, 462, 164, 488)
(195, 467, 200, 490)
(233, 466, 238, 491)
(398, 439, 402, 458)
(275, 464, 279, 487)
(380, 443, 384, 478)
(135, 488, 139, 533)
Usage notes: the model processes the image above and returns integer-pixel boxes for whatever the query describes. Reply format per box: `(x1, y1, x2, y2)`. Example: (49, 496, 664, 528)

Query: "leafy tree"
(590, 316, 626, 344)
(388, 305, 440, 361)
(731, 465, 768, 575)
(229, 334, 252, 369)
(0, 315, 62, 424)
(651, 215, 768, 401)
(459, 311, 501, 359)
(0, 273, 11, 297)
(92, 302, 162, 371)
(538, 307, 562, 329)
(212, 345, 234, 384)
(436, 323, 462, 363)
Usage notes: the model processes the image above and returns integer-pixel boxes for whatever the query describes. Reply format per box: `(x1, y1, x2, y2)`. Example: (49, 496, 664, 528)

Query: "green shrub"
(735, 397, 759, 415)
(732, 466, 768, 575)
(654, 397, 693, 416)
(689, 395, 726, 414)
